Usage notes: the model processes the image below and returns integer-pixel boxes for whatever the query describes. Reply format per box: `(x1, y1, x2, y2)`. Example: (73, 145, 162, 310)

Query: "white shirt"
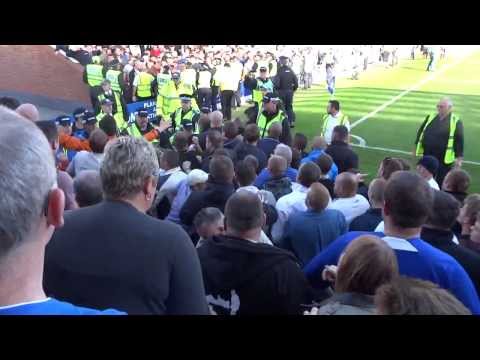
(158, 167, 188, 203)
(329, 194, 370, 225)
(375, 221, 459, 245)
(271, 184, 309, 243)
(428, 177, 440, 190)
(323, 112, 350, 145)
(236, 186, 276, 207)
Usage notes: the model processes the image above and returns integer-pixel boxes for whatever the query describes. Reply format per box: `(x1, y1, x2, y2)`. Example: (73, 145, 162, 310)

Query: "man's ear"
(46, 188, 65, 229)
(382, 200, 390, 217)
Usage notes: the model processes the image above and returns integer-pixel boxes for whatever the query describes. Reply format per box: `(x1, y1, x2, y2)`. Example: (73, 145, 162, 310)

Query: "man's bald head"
(306, 183, 331, 212)
(209, 110, 223, 128)
(16, 103, 40, 122)
(334, 172, 358, 198)
(267, 122, 282, 140)
(312, 136, 327, 150)
(368, 178, 387, 208)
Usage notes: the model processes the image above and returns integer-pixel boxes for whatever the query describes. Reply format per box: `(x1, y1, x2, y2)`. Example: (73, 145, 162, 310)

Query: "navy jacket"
(349, 208, 383, 232)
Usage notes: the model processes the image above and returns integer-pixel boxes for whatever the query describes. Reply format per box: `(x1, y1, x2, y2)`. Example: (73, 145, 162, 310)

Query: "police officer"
(55, 115, 77, 169)
(95, 80, 119, 114)
(211, 57, 223, 111)
(218, 62, 238, 121)
(72, 107, 88, 140)
(83, 57, 106, 107)
(153, 65, 171, 94)
(415, 97, 464, 186)
(122, 110, 171, 143)
(196, 62, 213, 110)
(96, 98, 127, 132)
(105, 62, 124, 95)
(82, 111, 99, 137)
(243, 66, 274, 121)
(274, 55, 298, 128)
(256, 92, 291, 146)
(170, 94, 201, 141)
(157, 71, 197, 120)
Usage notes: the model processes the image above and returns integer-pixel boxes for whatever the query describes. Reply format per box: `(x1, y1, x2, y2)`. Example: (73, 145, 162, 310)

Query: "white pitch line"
(350, 51, 476, 129)
(350, 143, 480, 166)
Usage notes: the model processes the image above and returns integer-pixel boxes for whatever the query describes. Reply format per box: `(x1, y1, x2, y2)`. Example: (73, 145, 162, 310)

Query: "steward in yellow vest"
(168, 94, 201, 144)
(133, 70, 155, 101)
(256, 92, 292, 146)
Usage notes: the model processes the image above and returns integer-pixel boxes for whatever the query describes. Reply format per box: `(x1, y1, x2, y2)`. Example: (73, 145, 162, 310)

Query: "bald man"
(415, 97, 464, 186)
(301, 136, 339, 181)
(16, 103, 40, 122)
(350, 178, 386, 232)
(329, 172, 370, 225)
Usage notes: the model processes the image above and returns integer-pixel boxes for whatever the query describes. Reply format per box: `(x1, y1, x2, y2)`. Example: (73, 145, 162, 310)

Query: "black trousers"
(278, 89, 295, 125)
(197, 88, 212, 110)
(436, 162, 453, 188)
(211, 86, 220, 111)
(221, 90, 234, 120)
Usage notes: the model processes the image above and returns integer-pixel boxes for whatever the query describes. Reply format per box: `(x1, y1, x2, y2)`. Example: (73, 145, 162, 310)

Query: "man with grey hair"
(199, 110, 223, 152)
(0, 106, 122, 315)
(73, 170, 103, 208)
(44, 136, 209, 315)
(254, 143, 298, 188)
(415, 96, 464, 186)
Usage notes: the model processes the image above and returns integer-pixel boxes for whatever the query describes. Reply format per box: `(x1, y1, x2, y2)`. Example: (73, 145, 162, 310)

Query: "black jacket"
(349, 208, 383, 232)
(197, 235, 314, 315)
(44, 200, 209, 315)
(224, 137, 242, 151)
(325, 141, 359, 173)
(421, 227, 480, 296)
(257, 137, 280, 159)
(180, 180, 236, 226)
(274, 65, 298, 91)
(234, 142, 267, 172)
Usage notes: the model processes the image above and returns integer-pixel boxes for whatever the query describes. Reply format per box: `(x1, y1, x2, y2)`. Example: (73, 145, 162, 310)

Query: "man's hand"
(455, 157, 463, 168)
(354, 173, 368, 183)
(155, 120, 172, 133)
(322, 265, 338, 283)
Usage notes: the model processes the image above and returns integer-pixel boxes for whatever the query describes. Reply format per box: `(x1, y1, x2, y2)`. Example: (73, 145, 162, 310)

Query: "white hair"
(439, 97, 453, 108)
(0, 106, 57, 257)
(274, 143, 292, 166)
(100, 136, 159, 200)
(209, 110, 224, 127)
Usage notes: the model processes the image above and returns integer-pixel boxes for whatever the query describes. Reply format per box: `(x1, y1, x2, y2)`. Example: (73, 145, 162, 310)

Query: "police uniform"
(156, 72, 198, 119)
(121, 110, 161, 144)
(83, 59, 106, 108)
(256, 93, 292, 146)
(218, 64, 238, 121)
(168, 94, 201, 143)
(55, 115, 77, 165)
(275, 56, 299, 127)
(134, 71, 155, 101)
(72, 107, 88, 140)
(96, 98, 127, 132)
(243, 67, 275, 121)
(196, 63, 213, 110)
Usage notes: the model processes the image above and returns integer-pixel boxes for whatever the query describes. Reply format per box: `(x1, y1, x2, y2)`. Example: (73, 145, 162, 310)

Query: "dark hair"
(173, 131, 189, 151)
(384, 171, 434, 228)
(210, 155, 234, 183)
(89, 129, 109, 154)
(233, 118, 245, 136)
(298, 162, 321, 188)
(235, 160, 257, 187)
(293, 133, 308, 151)
(73, 170, 103, 208)
(332, 125, 348, 140)
(99, 115, 117, 137)
(316, 153, 333, 175)
(244, 155, 259, 174)
(244, 124, 260, 143)
(193, 207, 223, 231)
(443, 169, 471, 193)
(397, 158, 411, 171)
(36, 120, 58, 145)
(0, 97, 20, 110)
(207, 129, 223, 149)
(161, 150, 179, 169)
(224, 121, 239, 140)
(328, 100, 340, 111)
(375, 276, 471, 315)
(336, 235, 399, 296)
(426, 191, 460, 229)
(379, 157, 404, 180)
(225, 191, 263, 233)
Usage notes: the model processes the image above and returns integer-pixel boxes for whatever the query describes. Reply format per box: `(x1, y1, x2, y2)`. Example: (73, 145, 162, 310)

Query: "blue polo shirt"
(0, 298, 125, 315)
(254, 167, 298, 188)
(303, 231, 480, 314)
(301, 149, 338, 181)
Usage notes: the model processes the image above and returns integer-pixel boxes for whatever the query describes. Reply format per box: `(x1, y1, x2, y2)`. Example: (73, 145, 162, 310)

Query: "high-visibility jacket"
(219, 67, 239, 91)
(252, 78, 274, 105)
(136, 72, 155, 98)
(96, 110, 126, 132)
(197, 70, 212, 89)
(156, 80, 198, 118)
(257, 109, 286, 138)
(416, 112, 459, 164)
(97, 92, 125, 128)
(181, 68, 197, 87)
(106, 69, 122, 93)
(86, 64, 104, 87)
(321, 112, 349, 136)
(169, 107, 200, 143)
(125, 122, 159, 143)
(212, 66, 223, 87)
(157, 73, 171, 92)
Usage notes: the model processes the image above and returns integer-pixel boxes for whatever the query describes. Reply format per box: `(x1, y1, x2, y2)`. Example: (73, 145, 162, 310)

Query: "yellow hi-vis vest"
(106, 69, 122, 93)
(181, 68, 197, 87)
(137, 72, 155, 98)
(126, 122, 159, 144)
(198, 70, 212, 89)
(86, 64, 104, 87)
(257, 110, 286, 138)
(252, 78, 274, 105)
(156, 80, 198, 118)
(157, 73, 171, 92)
(416, 112, 459, 164)
(219, 67, 238, 91)
(97, 92, 125, 127)
(169, 107, 200, 143)
(321, 112, 349, 136)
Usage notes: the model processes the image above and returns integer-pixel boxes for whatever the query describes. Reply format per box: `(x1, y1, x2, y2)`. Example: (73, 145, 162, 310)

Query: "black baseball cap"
(82, 111, 97, 125)
(72, 107, 86, 119)
(259, 66, 268, 72)
(138, 110, 149, 117)
(417, 155, 439, 176)
(101, 98, 113, 106)
(171, 72, 181, 80)
(55, 115, 73, 126)
(263, 92, 281, 103)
